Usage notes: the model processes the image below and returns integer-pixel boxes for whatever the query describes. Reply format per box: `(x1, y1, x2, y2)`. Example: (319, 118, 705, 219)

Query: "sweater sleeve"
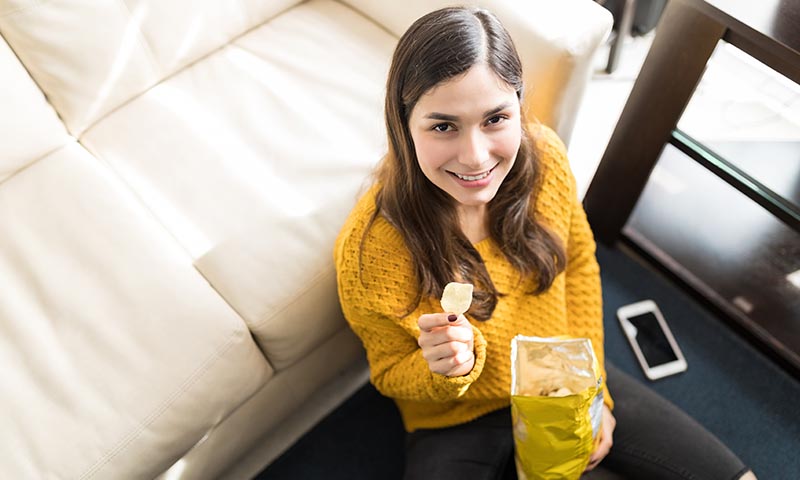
(535, 126, 615, 410)
(334, 196, 488, 403)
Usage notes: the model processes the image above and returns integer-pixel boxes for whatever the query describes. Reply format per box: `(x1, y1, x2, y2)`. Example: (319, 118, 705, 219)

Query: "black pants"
(404, 363, 750, 480)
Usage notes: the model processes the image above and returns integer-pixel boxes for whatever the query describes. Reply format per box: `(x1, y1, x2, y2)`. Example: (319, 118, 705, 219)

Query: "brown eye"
(433, 123, 453, 132)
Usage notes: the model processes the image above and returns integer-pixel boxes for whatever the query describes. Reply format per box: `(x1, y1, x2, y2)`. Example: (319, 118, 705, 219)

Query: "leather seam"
(116, 0, 161, 77)
(78, 328, 243, 479)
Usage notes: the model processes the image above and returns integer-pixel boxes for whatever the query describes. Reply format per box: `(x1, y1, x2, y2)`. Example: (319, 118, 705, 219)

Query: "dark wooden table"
(585, 0, 800, 240)
(583, 0, 800, 376)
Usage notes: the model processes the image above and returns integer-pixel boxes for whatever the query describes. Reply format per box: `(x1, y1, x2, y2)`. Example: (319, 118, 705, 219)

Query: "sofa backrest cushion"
(77, 0, 394, 371)
(0, 0, 304, 135)
(341, 0, 613, 143)
(0, 34, 70, 182)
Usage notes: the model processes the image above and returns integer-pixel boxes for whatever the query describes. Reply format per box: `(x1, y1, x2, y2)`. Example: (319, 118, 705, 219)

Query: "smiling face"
(408, 63, 522, 224)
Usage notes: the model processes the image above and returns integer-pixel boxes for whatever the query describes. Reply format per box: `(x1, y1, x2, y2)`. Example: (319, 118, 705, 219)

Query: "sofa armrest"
(339, 0, 612, 144)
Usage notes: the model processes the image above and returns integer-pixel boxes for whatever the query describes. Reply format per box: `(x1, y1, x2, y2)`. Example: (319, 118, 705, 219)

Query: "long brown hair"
(365, 6, 566, 320)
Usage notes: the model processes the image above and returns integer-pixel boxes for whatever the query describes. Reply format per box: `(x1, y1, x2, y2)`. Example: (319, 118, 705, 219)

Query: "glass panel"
(627, 143, 800, 363)
(677, 41, 800, 207)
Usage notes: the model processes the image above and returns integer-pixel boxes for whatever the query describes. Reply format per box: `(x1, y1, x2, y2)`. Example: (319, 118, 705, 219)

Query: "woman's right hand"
(417, 313, 475, 377)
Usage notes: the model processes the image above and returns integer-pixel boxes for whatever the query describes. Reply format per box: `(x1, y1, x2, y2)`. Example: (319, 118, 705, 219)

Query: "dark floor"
(257, 243, 800, 479)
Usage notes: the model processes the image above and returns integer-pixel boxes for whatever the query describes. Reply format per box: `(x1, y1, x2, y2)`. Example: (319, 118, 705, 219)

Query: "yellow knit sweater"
(334, 124, 612, 432)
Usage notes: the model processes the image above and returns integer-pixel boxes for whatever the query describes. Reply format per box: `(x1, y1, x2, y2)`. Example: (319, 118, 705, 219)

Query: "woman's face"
(408, 63, 522, 214)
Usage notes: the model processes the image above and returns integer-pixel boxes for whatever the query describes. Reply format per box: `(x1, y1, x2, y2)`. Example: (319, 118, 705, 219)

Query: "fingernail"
(448, 314, 457, 322)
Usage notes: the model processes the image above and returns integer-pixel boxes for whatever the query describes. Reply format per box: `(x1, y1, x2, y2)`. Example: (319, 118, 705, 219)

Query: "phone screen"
(628, 312, 678, 367)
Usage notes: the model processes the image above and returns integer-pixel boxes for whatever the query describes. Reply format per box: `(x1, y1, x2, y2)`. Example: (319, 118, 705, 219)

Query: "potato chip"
(440, 282, 473, 315)
(547, 387, 574, 397)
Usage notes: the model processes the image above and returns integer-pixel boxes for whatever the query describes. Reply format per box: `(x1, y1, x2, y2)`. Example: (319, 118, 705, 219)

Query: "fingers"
(605, 407, 617, 433)
(417, 322, 473, 347)
(420, 340, 469, 363)
(417, 313, 475, 376)
(418, 312, 467, 332)
(585, 406, 616, 471)
(430, 349, 475, 376)
(585, 434, 611, 471)
(585, 458, 600, 471)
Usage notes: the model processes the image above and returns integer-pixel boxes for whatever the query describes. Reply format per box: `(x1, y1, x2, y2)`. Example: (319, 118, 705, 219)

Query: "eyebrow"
(424, 102, 513, 121)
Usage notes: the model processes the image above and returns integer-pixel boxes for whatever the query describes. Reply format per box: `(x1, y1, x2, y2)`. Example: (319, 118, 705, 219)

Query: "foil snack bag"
(510, 336, 604, 480)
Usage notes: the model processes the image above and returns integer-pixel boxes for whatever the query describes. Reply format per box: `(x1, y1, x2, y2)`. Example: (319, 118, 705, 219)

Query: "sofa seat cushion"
(194, 207, 349, 370)
(79, 0, 396, 369)
(0, 143, 272, 479)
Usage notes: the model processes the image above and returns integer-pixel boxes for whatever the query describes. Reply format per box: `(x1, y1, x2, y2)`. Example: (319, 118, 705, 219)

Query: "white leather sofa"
(0, 1, 611, 478)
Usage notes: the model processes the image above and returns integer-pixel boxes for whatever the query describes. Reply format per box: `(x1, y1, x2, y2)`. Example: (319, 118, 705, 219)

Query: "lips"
(448, 165, 497, 182)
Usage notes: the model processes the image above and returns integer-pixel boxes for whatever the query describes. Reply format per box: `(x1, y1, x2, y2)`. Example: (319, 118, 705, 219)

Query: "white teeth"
(454, 170, 490, 181)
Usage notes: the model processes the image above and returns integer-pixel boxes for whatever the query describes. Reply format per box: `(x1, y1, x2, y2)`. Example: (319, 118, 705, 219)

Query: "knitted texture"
(334, 124, 612, 432)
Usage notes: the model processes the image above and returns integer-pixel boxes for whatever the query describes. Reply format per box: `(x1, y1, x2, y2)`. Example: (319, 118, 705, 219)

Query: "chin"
(457, 189, 501, 207)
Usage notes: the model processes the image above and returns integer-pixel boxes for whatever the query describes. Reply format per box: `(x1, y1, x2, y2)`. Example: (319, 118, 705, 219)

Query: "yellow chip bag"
(440, 282, 473, 315)
(510, 335, 604, 480)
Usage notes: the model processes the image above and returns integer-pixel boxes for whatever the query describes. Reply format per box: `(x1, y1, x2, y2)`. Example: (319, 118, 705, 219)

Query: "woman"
(335, 6, 755, 480)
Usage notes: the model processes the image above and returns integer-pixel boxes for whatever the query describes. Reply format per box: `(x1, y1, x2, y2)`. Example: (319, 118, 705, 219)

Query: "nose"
(458, 128, 491, 170)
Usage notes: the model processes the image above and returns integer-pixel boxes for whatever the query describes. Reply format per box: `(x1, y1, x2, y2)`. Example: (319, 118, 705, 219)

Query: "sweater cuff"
(429, 324, 488, 399)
